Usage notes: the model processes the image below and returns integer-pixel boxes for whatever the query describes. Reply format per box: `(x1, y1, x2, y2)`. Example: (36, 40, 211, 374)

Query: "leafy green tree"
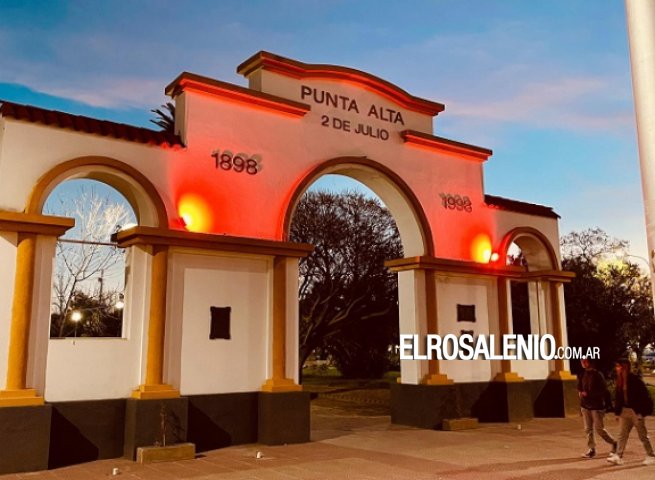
(562, 228, 655, 374)
(290, 191, 402, 378)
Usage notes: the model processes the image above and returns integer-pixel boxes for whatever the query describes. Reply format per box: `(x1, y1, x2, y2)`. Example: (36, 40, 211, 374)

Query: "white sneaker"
(607, 454, 624, 465)
(643, 456, 655, 466)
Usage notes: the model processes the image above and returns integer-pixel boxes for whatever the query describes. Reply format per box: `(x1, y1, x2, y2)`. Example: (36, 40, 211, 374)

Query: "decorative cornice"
(385, 255, 574, 282)
(165, 72, 310, 117)
(0, 211, 74, 236)
(485, 195, 560, 219)
(237, 51, 445, 117)
(114, 226, 314, 258)
(400, 130, 492, 161)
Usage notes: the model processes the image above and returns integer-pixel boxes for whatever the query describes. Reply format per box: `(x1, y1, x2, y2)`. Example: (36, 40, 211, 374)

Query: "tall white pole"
(626, 0, 655, 290)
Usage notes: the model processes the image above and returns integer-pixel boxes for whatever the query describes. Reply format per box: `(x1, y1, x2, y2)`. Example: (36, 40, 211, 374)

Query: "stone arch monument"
(0, 51, 575, 474)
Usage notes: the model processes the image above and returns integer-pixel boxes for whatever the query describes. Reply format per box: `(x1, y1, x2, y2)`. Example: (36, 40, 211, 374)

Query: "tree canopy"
(290, 190, 402, 378)
(562, 228, 655, 374)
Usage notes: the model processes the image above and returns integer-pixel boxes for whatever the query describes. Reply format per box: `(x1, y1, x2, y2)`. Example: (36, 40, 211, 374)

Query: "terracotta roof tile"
(0, 100, 183, 148)
(485, 194, 559, 219)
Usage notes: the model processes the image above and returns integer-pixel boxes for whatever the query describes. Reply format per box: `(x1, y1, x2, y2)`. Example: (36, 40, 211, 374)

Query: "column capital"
(0, 210, 74, 236)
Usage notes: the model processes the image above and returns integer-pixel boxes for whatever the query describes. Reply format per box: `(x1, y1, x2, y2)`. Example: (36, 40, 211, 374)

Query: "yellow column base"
(492, 372, 525, 383)
(548, 370, 577, 381)
(131, 384, 180, 400)
(261, 378, 302, 392)
(421, 373, 454, 385)
(0, 388, 45, 407)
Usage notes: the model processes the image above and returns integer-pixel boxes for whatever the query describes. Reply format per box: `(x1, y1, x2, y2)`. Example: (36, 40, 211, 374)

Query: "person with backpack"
(607, 358, 655, 466)
(578, 357, 617, 458)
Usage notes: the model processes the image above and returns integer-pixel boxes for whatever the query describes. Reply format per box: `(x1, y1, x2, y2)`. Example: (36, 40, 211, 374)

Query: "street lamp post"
(70, 310, 82, 340)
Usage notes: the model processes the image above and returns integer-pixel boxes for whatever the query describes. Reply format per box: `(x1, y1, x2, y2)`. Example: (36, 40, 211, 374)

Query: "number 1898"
(211, 150, 261, 175)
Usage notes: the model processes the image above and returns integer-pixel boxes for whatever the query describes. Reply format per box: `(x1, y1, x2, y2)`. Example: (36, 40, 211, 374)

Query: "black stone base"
(187, 393, 258, 452)
(469, 381, 534, 422)
(0, 390, 313, 473)
(258, 391, 310, 445)
(123, 397, 189, 460)
(0, 404, 52, 474)
(49, 399, 126, 468)
(392, 378, 576, 429)
(390, 383, 458, 429)
(534, 379, 579, 417)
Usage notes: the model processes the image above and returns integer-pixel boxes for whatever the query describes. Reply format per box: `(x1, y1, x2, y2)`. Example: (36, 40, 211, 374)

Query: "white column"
(626, 0, 655, 294)
(397, 269, 429, 384)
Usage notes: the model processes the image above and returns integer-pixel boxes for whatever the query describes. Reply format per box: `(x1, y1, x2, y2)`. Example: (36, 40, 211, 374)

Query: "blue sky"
(1, 1, 644, 259)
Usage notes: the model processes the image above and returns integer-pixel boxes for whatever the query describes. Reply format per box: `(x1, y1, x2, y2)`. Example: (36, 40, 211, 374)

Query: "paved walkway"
(3, 400, 655, 479)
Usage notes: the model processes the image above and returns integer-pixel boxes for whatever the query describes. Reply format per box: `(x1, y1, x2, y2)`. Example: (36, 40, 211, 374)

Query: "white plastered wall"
(168, 250, 270, 395)
(247, 70, 435, 135)
(0, 120, 177, 223)
(436, 275, 493, 382)
(44, 245, 149, 401)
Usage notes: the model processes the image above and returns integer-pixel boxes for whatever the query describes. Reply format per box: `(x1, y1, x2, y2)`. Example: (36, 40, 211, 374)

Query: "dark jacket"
(578, 368, 610, 410)
(614, 372, 654, 417)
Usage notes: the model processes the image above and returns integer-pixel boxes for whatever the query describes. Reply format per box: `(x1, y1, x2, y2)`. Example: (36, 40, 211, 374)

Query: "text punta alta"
(301, 85, 405, 125)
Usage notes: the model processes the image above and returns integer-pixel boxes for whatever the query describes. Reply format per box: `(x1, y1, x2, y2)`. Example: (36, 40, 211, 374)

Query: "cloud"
(446, 74, 633, 133)
(41, 77, 167, 109)
(348, 19, 634, 138)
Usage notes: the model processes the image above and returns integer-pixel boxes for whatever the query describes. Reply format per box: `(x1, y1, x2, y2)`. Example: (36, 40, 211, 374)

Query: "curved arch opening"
(289, 172, 405, 393)
(28, 156, 168, 228)
(502, 230, 558, 382)
(44, 179, 136, 339)
(501, 227, 559, 272)
(283, 157, 432, 258)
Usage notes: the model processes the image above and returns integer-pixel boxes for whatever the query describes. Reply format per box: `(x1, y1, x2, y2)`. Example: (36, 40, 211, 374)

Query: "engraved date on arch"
(439, 193, 472, 213)
(211, 149, 262, 175)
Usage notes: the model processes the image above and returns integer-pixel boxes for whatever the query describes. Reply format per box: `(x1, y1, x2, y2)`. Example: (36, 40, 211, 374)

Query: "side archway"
(26, 156, 168, 228)
(282, 156, 433, 257)
(498, 226, 560, 271)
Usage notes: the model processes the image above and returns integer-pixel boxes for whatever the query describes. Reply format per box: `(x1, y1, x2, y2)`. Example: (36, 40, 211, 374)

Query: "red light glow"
(178, 193, 213, 233)
(471, 233, 493, 263)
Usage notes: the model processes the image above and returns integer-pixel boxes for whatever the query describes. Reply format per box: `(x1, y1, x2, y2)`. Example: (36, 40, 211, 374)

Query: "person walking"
(607, 358, 655, 466)
(578, 357, 616, 458)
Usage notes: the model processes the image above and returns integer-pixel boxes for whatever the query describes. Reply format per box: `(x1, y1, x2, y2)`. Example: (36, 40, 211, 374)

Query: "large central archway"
(284, 156, 433, 426)
(283, 157, 433, 258)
